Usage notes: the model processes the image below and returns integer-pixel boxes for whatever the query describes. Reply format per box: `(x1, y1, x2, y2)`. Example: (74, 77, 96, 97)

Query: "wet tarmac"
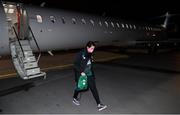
(0, 49, 180, 114)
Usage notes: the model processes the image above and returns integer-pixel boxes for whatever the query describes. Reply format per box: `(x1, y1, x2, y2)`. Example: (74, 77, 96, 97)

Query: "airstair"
(2, 2, 46, 80)
(9, 26, 46, 80)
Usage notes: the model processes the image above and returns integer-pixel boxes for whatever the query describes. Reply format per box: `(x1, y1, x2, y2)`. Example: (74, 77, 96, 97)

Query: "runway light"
(157, 43, 160, 46)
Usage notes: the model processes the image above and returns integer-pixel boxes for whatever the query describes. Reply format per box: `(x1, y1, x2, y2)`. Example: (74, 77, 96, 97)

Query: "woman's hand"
(81, 72, 86, 76)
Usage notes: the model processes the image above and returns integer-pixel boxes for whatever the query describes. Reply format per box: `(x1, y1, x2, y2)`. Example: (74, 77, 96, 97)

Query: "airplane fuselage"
(0, 1, 166, 56)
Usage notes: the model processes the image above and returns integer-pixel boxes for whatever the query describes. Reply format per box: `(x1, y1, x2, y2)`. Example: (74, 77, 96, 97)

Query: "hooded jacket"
(73, 48, 95, 82)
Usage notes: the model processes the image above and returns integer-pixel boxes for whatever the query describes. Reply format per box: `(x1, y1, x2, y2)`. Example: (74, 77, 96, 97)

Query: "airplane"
(0, 0, 173, 80)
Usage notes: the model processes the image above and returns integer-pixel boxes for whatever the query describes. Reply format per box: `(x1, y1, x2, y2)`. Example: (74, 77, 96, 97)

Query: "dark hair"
(86, 41, 96, 48)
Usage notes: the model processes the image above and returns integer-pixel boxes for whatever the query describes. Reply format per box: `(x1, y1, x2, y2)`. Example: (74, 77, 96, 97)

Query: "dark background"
(4, 0, 180, 37)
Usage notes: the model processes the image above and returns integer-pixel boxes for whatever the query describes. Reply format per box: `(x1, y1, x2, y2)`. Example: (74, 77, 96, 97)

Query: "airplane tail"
(155, 12, 171, 29)
(161, 12, 170, 28)
(150, 12, 179, 29)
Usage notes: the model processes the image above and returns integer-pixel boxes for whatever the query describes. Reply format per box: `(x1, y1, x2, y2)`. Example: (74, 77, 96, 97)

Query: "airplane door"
(0, 1, 10, 55)
(16, 4, 29, 39)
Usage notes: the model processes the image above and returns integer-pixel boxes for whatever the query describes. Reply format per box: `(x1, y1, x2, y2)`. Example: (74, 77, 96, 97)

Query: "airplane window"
(90, 19, 95, 26)
(129, 25, 133, 29)
(111, 22, 114, 28)
(72, 18, 76, 24)
(121, 24, 125, 28)
(36, 15, 43, 23)
(116, 23, 120, 28)
(133, 25, 136, 29)
(99, 21, 102, 26)
(61, 17, 66, 24)
(81, 19, 86, 24)
(50, 16, 56, 23)
(126, 24, 129, 29)
(105, 21, 108, 27)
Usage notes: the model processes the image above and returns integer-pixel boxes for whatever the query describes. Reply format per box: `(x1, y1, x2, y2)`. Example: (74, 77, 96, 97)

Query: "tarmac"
(0, 49, 180, 114)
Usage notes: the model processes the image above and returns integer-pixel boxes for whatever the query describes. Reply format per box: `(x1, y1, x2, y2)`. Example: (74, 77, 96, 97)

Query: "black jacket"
(73, 49, 95, 82)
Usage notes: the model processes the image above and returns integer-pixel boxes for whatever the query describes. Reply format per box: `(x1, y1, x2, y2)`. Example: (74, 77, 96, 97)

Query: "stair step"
(11, 39, 46, 80)
(24, 50, 33, 56)
(23, 56, 36, 63)
(23, 72, 46, 80)
(24, 61, 38, 69)
(26, 67, 40, 76)
(15, 40, 29, 45)
(16, 45, 32, 51)
(19, 50, 33, 57)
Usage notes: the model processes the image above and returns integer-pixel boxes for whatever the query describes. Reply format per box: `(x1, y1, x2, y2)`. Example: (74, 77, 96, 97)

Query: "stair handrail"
(12, 26, 25, 57)
(28, 26, 41, 63)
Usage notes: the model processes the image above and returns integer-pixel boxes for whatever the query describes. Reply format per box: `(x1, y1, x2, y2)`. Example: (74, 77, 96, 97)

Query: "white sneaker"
(97, 104, 107, 111)
(73, 98, 80, 106)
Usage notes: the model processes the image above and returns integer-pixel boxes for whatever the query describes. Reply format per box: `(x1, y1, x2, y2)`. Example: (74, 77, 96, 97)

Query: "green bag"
(77, 75, 88, 91)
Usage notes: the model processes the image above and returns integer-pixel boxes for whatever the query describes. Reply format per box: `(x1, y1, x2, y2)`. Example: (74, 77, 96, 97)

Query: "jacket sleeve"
(74, 51, 85, 73)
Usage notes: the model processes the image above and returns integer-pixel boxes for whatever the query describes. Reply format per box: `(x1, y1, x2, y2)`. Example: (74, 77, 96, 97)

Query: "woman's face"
(87, 46, 95, 53)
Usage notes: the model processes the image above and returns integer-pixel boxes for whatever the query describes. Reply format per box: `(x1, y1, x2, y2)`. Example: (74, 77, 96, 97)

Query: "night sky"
(6, 0, 180, 18)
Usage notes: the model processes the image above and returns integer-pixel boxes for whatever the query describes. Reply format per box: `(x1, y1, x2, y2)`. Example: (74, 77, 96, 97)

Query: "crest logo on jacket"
(82, 55, 86, 59)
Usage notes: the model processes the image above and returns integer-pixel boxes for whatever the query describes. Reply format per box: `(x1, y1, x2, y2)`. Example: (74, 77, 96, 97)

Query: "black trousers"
(73, 76, 101, 105)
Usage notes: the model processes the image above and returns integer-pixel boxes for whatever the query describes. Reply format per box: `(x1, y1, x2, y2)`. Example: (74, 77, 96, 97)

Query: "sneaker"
(97, 104, 107, 111)
(73, 98, 80, 106)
